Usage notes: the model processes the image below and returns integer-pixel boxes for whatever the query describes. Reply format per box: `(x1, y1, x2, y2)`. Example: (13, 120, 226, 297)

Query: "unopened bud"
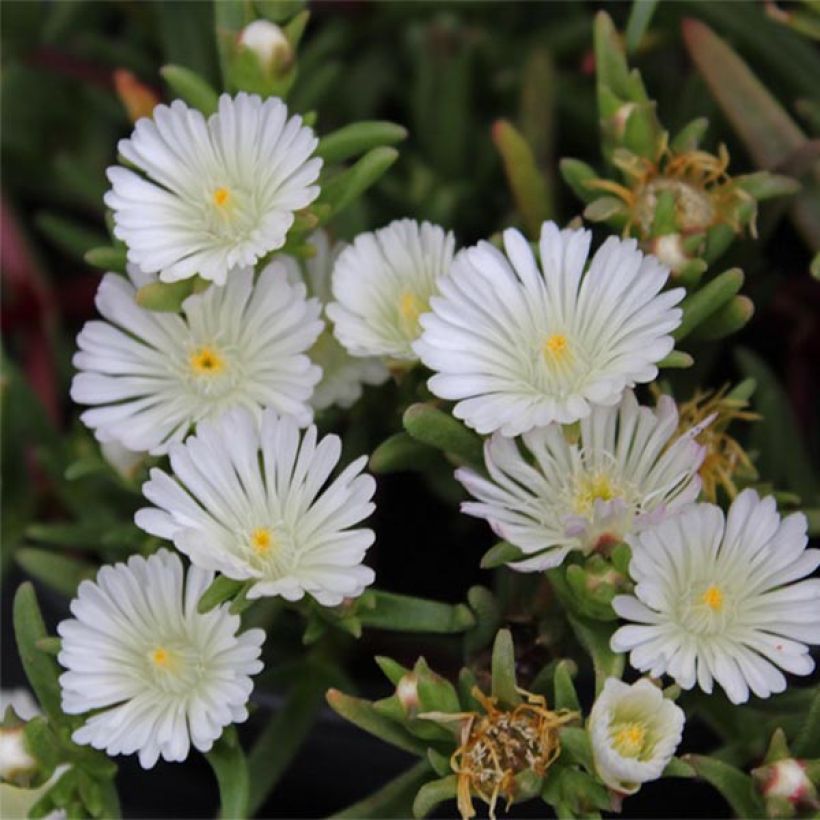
(396, 673, 419, 715)
(238, 20, 294, 74)
(649, 234, 690, 274)
(753, 759, 818, 809)
(0, 726, 36, 785)
(114, 69, 159, 123)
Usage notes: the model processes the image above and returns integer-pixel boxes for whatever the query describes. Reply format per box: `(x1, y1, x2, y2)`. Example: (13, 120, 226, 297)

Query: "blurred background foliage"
(1, 1, 819, 813)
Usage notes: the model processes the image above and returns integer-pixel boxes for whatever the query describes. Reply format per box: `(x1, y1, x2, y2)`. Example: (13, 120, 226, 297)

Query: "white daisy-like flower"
(57, 550, 264, 769)
(71, 264, 322, 455)
(457, 390, 706, 572)
(279, 231, 389, 410)
(327, 219, 456, 361)
(105, 92, 321, 284)
(414, 222, 684, 436)
(611, 489, 820, 704)
(135, 407, 376, 606)
(589, 677, 684, 795)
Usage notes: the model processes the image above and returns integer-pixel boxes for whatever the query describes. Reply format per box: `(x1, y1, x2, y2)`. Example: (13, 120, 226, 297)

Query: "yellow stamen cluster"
(250, 527, 276, 555)
(150, 647, 174, 669)
(701, 584, 724, 612)
(397, 291, 426, 339)
(449, 688, 577, 820)
(543, 333, 570, 362)
(189, 346, 226, 376)
(672, 385, 759, 502)
(572, 472, 617, 515)
(611, 722, 647, 758)
(213, 187, 231, 207)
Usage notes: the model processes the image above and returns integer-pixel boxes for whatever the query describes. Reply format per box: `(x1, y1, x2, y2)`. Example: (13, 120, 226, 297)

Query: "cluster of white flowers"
(58, 89, 819, 789)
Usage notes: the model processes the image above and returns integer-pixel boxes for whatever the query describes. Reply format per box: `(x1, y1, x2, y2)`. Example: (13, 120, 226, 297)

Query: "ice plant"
(280, 231, 389, 410)
(672, 385, 759, 501)
(611, 489, 820, 704)
(57, 550, 264, 768)
(457, 390, 707, 571)
(105, 93, 321, 284)
(415, 222, 684, 436)
(327, 219, 456, 361)
(588, 678, 685, 795)
(135, 407, 376, 606)
(71, 264, 322, 455)
(424, 688, 576, 820)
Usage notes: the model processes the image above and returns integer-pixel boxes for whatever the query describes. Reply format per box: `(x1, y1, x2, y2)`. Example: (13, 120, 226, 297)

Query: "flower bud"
(238, 20, 294, 75)
(753, 758, 818, 809)
(0, 725, 37, 785)
(396, 673, 420, 716)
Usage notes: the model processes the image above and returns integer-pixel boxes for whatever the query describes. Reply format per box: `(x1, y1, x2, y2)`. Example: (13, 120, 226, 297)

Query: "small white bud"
(0, 726, 36, 784)
(755, 759, 815, 805)
(238, 20, 293, 74)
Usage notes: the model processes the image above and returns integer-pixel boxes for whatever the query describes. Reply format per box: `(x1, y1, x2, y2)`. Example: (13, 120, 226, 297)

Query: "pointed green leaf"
(492, 119, 551, 238)
(553, 660, 581, 713)
(793, 689, 820, 756)
(558, 727, 593, 773)
(625, 1, 658, 54)
(658, 351, 694, 369)
(375, 656, 411, 687)
(326, 690, 427, 756)
(688, 295, 754, 341)
(491, 628, 521, 707)
(559, 158, 600, 205)
(13, 583, 63, 725)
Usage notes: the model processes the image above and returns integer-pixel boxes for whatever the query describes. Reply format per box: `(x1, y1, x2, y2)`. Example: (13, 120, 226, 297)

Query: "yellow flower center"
(189, 346, 225, 376)
(612, 722, 646, 758)
(250, 527, 276, 554)
(150, 647, 175, 669)
(213, 187, 231, 207)
(701, 584, 724, 611)
(543, 333, 569, 360)
(397, 290, 427, 339)
(573, 472, 617, 515)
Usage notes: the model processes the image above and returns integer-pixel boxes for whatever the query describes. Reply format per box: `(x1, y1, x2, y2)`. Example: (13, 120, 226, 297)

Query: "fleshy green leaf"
(358, 590, 475, 634)
(412, 774, 458, 819)
(369, 433, 440, 474)
(206, 727, 249, 820)
(84, 246, 127, 274)
(674, 268, 744, 342)
(319, 146, 399, 218)
(16, 548, 96, 597)
(160, 64, 219, 115)
(13, 583, 63, 725)
(317, 121, 408, 165)
(793, 689, 820, 756)
(492, 119, 551, 238)
(566, 614, 623, 695)
(688, 295, 754, 341)
(553, 660, 581, 713)
(326, 689, 428, 756)
(684, 754, 765, 818)
(480, 540, 525, 569)
(198, 575, 245, 613)
(402, 403, 484, 470)
(625, 0, 658, 54)
(491, 628, 521, 707)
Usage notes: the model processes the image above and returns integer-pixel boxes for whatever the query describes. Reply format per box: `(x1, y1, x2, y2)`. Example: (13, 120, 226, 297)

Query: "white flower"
(414, 222, 684, 436)
(57, 550, 264, 769)
(327, 219, 456, 361)
(0, 691, 39, 723)
(105, 93, 321, 284)
(589, 677, 684, 794)
(135, 407, 377, 606)
(611, 489, 820, 704)
(457, 390, 706, 572)
(71, 264, 322, 455)
(279, 231, 389, 410)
